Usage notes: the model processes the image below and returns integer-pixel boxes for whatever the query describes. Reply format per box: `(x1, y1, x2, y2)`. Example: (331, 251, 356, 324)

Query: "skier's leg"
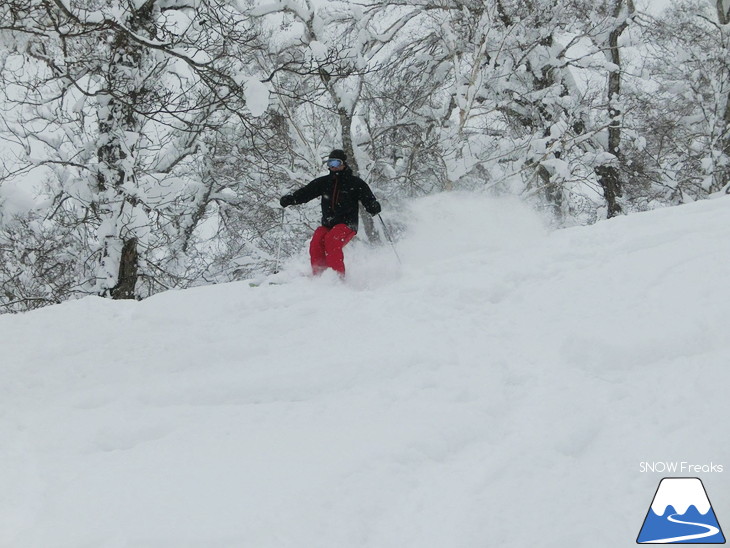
(323, 224, 356, 275)
(309, 226, 329, 275)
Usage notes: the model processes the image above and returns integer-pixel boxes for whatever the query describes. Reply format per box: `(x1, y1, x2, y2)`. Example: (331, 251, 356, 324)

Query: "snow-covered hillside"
(2, 193, 729, 548)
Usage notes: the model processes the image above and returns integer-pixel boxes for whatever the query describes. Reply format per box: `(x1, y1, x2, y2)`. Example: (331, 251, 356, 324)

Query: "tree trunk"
(717, 0, 730, 194)
(595, 165, 622, 217)
(95, 13, 149, 298)
(595, 0, 633, 218)
(337, 105, 379, 242)
(709, 0, 730, 193)
(110, 238, 139, 300)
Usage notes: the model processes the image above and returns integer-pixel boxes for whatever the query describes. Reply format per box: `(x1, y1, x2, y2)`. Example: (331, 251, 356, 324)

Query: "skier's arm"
(358, 179, 382, 215)
(280, 179, 324, 207)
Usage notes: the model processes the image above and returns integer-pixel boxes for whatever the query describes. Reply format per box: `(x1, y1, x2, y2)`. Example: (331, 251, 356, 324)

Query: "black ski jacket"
(287, 168, 381, 232)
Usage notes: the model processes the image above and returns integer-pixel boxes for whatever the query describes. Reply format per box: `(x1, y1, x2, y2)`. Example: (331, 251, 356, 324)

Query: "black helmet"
(328, 149, 347, 162)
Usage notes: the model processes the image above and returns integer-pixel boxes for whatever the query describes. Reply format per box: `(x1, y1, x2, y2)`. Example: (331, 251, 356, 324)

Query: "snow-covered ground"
(2, 192, 729, 548)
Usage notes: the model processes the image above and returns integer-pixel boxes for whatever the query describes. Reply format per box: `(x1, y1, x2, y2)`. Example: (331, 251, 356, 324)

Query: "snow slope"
(2, 193, 729, 548)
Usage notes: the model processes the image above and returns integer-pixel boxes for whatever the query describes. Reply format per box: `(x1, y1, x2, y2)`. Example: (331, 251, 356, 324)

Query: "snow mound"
(1, 194, 729, 547)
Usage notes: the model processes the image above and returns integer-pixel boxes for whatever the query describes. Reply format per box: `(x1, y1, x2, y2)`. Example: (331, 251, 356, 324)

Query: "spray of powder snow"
(394, 192, 547, 266)
(279, 192, 548, 289)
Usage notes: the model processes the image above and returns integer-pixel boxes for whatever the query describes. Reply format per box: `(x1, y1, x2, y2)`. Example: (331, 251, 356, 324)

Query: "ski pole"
(377, 214, 401, 265)
(274, 207, 285, 273)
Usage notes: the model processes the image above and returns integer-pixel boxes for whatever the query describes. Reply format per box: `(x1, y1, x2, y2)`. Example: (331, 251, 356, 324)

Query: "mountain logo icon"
(637, 477, 725, 544)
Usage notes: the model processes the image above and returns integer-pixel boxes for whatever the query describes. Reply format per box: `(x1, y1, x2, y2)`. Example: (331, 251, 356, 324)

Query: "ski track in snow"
(1, 192, 730, 548)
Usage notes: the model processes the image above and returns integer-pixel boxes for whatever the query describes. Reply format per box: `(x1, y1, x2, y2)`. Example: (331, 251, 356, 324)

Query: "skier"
(279, 149, 382, 277)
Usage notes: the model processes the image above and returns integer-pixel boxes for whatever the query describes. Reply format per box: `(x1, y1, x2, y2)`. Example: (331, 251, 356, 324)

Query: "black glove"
(369, 201, 382, 216)
(280, 194, 295, 208)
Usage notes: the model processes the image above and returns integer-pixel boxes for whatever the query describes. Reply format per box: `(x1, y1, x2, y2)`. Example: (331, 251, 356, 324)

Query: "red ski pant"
(309, 224, 357, 275)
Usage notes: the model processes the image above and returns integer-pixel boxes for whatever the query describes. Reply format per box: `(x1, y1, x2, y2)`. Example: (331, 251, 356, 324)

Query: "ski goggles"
(326, 158, 344, 168)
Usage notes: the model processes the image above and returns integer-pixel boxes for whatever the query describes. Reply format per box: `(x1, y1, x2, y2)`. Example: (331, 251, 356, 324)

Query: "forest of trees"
(1, 0, 728, 312)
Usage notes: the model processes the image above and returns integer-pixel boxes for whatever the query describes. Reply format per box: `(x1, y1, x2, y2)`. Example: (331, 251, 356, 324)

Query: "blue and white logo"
(637, 477, 725, 544)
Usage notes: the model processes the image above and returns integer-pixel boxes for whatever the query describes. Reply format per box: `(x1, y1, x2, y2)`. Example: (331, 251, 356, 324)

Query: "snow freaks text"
(639, 462, 724, 474)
